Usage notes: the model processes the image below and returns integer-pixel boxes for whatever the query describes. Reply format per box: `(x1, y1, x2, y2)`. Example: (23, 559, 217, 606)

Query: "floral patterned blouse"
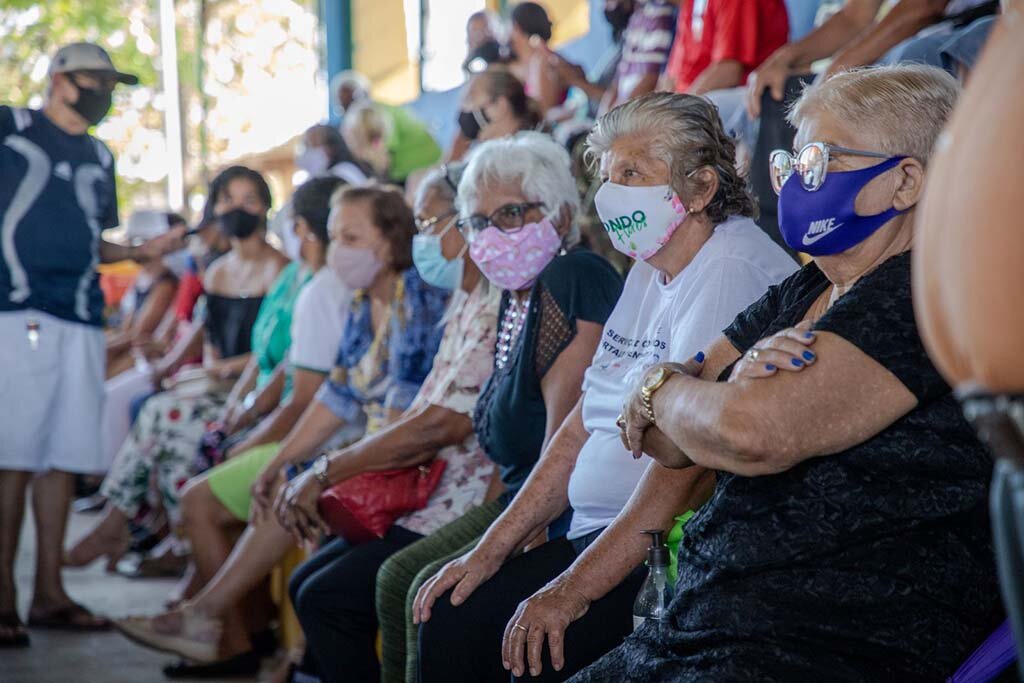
(397, 281, 502, 536)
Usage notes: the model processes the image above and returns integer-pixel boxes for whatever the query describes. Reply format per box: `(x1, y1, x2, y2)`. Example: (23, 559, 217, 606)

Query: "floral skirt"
(101, 387, 227, 524)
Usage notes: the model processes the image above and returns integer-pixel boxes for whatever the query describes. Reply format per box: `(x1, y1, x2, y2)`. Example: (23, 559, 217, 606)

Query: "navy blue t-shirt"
(0, 106, 119, 326)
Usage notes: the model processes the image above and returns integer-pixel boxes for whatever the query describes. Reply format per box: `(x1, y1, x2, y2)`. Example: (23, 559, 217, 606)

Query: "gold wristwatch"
(640, 366, 675, 425)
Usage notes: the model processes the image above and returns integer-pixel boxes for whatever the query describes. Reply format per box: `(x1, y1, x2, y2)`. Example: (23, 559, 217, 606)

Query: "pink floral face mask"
(468, 218, 562, 291)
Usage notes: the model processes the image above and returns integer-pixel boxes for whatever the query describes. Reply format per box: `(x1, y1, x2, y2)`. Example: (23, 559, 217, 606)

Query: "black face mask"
(604, 4, 633, 36)
(68, 76, 113, 126)
(218, 208, 262, 239)
(458, 108, 490, 140)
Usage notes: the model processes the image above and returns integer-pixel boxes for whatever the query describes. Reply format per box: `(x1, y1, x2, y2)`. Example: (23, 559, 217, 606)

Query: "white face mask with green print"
(594, 182, 689, 262)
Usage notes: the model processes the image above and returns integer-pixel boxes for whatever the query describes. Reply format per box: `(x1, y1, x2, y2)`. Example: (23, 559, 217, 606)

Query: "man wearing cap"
(0, 42, 181, 645)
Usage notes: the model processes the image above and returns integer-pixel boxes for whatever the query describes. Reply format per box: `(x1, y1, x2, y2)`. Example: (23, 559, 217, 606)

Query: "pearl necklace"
(496, 296, 530, 369)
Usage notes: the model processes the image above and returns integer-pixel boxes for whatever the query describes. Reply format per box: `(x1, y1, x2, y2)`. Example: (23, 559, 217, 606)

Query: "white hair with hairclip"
(458, 131, 581, 247)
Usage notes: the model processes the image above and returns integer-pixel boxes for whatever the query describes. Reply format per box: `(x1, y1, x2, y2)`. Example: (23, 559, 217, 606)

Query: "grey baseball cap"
(49, 42, 139, 85)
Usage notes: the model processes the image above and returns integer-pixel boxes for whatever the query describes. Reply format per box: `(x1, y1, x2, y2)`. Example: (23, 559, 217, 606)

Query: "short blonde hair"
(789, 64, 961, 164)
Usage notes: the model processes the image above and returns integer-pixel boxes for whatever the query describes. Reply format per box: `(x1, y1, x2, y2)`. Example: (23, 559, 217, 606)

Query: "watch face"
(314, 455, 327, 476)
(643, 367, 667, 391)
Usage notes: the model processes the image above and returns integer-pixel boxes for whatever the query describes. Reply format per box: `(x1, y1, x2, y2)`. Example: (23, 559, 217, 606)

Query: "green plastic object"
(666, 510, 696, 584)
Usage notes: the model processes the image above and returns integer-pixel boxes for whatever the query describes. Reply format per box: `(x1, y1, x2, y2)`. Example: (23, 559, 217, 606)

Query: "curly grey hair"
(586, 92, 756, 224)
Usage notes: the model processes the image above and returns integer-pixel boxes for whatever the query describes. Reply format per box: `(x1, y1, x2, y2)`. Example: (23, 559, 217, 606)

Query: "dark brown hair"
(332, 185, 416, 270)
(475, 68, 541, 129)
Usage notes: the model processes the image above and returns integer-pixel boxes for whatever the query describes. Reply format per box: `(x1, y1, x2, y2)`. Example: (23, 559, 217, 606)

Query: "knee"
(288, 567, 311, 618)
(417, 588, 462, 653)
(375, 551, 416, 617)
(179, 479, 213, 529)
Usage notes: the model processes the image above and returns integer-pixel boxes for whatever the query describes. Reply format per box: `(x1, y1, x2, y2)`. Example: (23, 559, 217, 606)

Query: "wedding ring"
(748, 348, 761, 362)
(514, 623, 529, 633)
(616, 414, 627, 429)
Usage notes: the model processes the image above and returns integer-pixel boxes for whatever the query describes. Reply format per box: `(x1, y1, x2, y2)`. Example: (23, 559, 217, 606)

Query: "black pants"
(418, 531, 645, 683)
(289, 528, 422, 683)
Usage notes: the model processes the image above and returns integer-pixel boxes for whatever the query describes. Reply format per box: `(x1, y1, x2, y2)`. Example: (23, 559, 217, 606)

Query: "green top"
(381, 103, 442, 182)
(250, 262, 312, 390)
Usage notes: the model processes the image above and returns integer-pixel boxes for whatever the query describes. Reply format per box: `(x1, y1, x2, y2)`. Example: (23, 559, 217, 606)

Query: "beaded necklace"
(495, 295, 530, 369)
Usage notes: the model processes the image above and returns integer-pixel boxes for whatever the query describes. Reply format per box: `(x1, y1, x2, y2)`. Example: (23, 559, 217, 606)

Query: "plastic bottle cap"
(642, 529, 669, 567)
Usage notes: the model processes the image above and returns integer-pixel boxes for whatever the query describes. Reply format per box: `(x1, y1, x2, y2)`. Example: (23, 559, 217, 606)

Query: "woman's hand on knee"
(412, 549, 503, 625)
(249, 464, 283, 524)
(502, 576, 591, 678)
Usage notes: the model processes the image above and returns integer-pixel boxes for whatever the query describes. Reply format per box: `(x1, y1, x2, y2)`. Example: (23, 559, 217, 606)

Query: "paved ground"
(7, 507, 271, 683)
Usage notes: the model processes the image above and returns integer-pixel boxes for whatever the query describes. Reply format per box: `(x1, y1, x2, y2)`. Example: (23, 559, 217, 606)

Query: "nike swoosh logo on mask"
(802, 223, 844, 246)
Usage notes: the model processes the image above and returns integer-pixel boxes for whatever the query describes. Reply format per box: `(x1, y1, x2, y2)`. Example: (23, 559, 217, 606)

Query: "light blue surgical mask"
(412, 218, 465, 290)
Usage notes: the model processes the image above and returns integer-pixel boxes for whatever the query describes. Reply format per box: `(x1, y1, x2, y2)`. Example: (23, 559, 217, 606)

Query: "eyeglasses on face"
(456, 202, 545, 236)
(414, 209, 457, 235)
(769, 142, 898, 194)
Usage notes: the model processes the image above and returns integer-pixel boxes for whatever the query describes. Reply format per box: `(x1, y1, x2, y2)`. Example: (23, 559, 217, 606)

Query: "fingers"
(746, 78, 764, 119)
(449, 571, 483, 607)
(526, 623, 547, 677)
(770, 76, 785, 102)
(414, 565, 463, 624)
(547, 626, 565, 672)
(758, 335, 817, 368)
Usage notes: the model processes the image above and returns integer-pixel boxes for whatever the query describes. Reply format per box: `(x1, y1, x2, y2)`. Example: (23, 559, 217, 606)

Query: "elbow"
(418, 410, 472, 452)
(715, 400, 801, 476)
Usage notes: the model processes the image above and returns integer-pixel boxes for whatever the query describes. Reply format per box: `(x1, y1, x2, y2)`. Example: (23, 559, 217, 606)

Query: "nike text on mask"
(69, 76, 113, 126)
(413, 219, 464, 290)
(777, 156, 907, 256)
(327, 241, 384, 290)
(218, 208, 262, 239)
(594, 182, 688, 261)
(469, 218, 561, 291)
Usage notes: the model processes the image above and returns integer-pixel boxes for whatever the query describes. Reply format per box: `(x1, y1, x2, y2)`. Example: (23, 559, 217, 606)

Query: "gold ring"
(514, 623, 529, 633)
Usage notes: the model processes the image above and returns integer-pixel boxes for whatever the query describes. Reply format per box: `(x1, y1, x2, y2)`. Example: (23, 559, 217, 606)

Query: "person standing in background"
(0, 42, 181, 646)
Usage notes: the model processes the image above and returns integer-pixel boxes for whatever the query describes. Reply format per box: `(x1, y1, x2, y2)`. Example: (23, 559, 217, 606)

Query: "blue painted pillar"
(322, 0, 353, 122)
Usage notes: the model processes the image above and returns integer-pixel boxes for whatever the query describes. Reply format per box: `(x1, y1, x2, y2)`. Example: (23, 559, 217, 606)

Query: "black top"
(204, 294, 264, 359)
(573, 252, 1000, 682)
(473, 249, 622, 499)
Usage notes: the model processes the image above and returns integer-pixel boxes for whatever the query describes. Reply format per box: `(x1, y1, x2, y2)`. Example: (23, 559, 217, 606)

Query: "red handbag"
(317, 460, 447, 544)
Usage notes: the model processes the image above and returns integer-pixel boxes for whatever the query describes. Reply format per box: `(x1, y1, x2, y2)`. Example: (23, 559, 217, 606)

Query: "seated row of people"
(90, 63, 1000, 683)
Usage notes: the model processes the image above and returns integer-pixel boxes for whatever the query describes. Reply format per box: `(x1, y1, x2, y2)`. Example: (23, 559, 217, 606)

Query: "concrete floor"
(6, 507, 270, 683)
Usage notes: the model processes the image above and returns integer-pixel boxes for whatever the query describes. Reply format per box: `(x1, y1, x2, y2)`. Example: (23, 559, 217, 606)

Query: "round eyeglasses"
(769, 142, 896, 194)
(456, 202, 545, 237)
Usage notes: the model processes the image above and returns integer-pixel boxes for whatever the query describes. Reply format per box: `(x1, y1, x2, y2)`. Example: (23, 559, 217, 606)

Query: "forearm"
(323, 404, 472, 482)
(273, 400, 346, 467)
(833, 0, 945, 68)
(249, 365, 285, 416)
(687, 60, 745, 96)
(230, 393, 309, 455)
(224, 357, 261, 411)
(560, 464, 715, 602)
(786, 0, 883, 67)
(156, 323, 203, 375)
(206, 352, 251, 379)
(477, 402, 589, 560)
(99, 239, 140, 264)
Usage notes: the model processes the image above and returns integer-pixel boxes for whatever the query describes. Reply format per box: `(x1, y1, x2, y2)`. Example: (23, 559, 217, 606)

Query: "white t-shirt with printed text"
(566, 216, 798, 539)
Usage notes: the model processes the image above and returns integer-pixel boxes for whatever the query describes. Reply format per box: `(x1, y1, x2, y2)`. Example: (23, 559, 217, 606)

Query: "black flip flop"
(0, 613, 30, 648)
(162, 650, 261, 679)
(27, 603, 110, 631)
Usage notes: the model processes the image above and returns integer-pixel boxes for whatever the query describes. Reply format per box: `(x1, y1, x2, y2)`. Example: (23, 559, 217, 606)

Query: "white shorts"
(0, 309, 106, 474)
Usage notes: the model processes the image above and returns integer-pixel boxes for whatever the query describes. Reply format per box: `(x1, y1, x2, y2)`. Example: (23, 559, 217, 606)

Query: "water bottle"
(633, 529, 674, 630)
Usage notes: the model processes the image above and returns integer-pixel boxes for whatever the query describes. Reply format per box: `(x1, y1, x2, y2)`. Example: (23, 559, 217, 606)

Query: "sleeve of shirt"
(675, 257, 779, 359)
(384, 271, 450, 413)
(101, 147, 120, 230)
(664, 12, 687, 80)
(422, 287, 501, 416)
(0, 107, 13, 142)
(709, 0, 764, 68)
(532, 251, 624, 379)
(289, 279, 346, 375)
(812, 254, 951, 405)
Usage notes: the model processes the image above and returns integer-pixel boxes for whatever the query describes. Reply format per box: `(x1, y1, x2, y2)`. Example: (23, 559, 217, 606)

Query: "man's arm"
(826, 0, 950, 76)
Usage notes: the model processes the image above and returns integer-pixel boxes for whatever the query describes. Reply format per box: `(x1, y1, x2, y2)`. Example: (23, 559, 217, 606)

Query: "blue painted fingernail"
(694, 351, 705, 363)
(791, 358, 804, 367)
(804, 332, 815, 339)
(803, 351, 815, 361)
(765, 364, 776, 371)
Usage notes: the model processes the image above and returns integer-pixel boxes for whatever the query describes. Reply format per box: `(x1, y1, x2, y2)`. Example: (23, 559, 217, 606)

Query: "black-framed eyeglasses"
(456, 202, 545, 236)
(769, 142, 898, 194)
(415, 209, 457, 235)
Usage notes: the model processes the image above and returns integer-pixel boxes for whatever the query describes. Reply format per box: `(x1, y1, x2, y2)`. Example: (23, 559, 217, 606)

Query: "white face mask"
(282, 220, 304, 263)
(296, 147, 330, 176)
(593, 182, 689, 261)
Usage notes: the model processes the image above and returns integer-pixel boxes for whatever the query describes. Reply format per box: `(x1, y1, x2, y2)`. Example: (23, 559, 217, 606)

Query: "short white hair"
(458, 131, 581, 247)
(789, 64, 960, 164)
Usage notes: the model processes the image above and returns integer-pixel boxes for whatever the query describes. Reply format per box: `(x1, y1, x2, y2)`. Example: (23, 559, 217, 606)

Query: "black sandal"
(27, 602, 109, 631)
(0, 613, 30, 648)
(162, 650, 261, 679)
